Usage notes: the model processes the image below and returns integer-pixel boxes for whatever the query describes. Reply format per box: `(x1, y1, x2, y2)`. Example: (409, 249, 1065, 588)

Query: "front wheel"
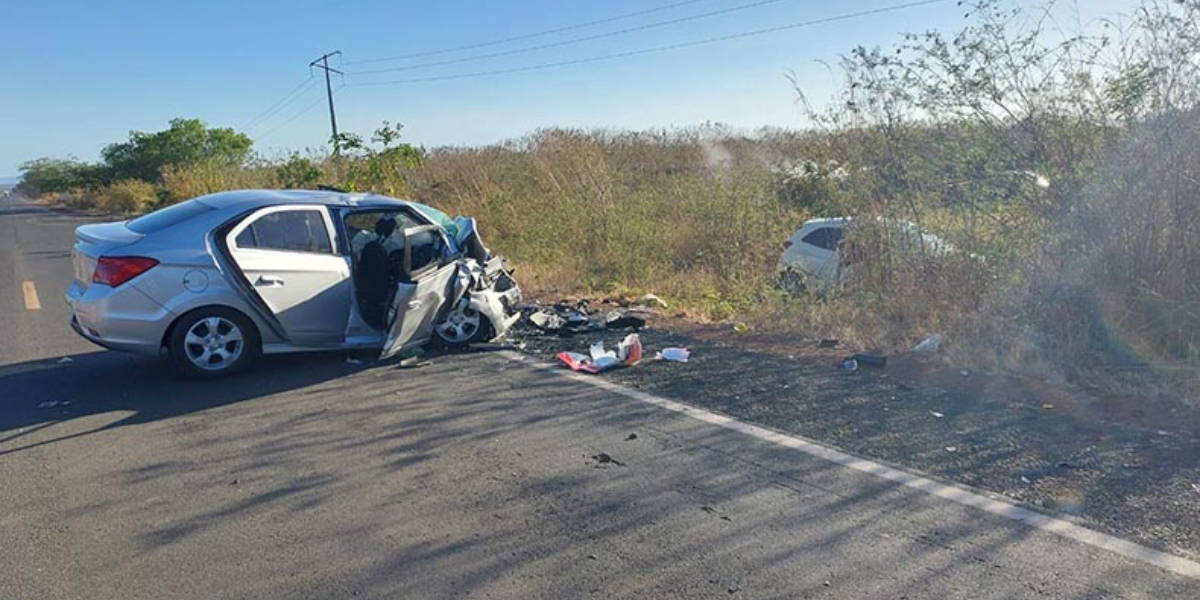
(168, 307, 260, 378)
(433, 302, 490, 349)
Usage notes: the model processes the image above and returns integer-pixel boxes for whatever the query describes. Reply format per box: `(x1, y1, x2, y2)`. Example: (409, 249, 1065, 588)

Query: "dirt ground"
(505, 299, 1200, 561)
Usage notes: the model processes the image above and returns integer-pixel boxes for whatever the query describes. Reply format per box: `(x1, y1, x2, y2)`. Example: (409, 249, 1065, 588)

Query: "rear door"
(380, 226, 457, 359)
(226, 205, 351, 346)
(799, 226, 845, 285)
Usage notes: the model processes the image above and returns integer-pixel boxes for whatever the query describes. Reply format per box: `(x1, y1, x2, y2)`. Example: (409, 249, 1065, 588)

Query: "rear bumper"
(66, 281, 176, 355)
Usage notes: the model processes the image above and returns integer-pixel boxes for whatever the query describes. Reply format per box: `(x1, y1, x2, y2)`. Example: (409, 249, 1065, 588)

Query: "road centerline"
(501, 350, 1200, 580)
(22, 281, 42, 310)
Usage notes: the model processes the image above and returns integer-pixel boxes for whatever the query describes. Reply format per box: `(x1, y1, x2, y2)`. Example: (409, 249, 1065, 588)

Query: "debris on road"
(589, 452, 624, 467)
(930, 410, 945, 418)
(345, 356, 364, 365)
(818, 339, 839, 348)
(557, 334, 643, 373)
(842, 358, 859, 372)
(727, 581, 741, 594)
(732, 323, 750, 333)
(525, 301, 646, 336)
(946, 446, 958, 453)
(912, 333, 943, 354)
(849, 353, 887, 368)
(634, 293, 669, 309)
(57, 356, 73, 364)
(656, 347, 690, 363)
(38, 400, 70, 409)
(625, 433, 638, 441)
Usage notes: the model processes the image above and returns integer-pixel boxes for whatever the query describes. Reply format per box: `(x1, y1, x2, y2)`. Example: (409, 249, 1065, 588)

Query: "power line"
(242, 77, 317, 131)
(347, 0, 797, 76)
(255, 90, 334, 143)
(347, 0, 949, 87)
(343, 0, 717, 66)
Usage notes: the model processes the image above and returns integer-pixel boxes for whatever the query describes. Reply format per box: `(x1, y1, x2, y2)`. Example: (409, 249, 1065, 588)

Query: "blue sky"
(0, 0, 1132, 177)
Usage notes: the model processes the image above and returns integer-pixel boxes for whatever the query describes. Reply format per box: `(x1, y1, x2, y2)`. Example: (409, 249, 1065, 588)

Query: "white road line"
(22, 281, 42, 310)
(502, 350, 1200, 580)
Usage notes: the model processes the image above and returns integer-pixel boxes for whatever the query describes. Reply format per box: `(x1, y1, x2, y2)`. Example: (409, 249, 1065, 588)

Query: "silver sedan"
(66, 189, 521, 377)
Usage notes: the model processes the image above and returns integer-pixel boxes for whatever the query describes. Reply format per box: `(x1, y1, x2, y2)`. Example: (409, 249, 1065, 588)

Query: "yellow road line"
(22, 281, 42, 310)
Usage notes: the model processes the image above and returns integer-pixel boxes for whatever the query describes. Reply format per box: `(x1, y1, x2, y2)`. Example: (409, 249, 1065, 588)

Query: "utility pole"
(309, 51, 343, 149)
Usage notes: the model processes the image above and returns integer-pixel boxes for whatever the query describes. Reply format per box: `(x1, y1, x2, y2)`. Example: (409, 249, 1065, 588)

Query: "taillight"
(782, 240, 793, 251)
(92, 256, 159, 287)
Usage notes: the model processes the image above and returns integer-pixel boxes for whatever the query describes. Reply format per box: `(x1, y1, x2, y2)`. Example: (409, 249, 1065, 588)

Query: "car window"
(127, 200, 213, 234)
(237, 210, 332, 253)
(801, 227, 844, 251)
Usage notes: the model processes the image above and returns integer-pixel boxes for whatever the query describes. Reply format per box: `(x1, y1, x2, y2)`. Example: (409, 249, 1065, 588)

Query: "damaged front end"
(435, 216, 522, 346)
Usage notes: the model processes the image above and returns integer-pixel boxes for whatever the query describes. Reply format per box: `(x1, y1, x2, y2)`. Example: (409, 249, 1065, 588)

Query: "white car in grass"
(777, 217, 954, 294)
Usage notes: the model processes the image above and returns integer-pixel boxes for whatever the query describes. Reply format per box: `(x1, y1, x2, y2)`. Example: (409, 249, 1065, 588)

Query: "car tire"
(168, 307, 260, 378)
(432, 301, 491, 350)
(779, 269, 808, 296)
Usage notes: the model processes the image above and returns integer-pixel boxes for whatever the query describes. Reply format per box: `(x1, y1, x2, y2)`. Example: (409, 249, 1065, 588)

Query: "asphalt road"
(2, 193, 1197, 599)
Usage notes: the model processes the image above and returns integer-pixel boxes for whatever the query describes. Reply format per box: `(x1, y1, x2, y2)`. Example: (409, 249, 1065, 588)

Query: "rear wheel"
(433, 302, 490, 349)
(169, 307, 259, 378)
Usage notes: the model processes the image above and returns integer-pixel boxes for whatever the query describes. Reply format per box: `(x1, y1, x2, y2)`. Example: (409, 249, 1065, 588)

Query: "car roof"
(193, 189, 413, 211)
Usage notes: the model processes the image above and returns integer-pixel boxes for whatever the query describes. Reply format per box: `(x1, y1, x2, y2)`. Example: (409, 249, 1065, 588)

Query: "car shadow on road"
(0, 350, 381, 457)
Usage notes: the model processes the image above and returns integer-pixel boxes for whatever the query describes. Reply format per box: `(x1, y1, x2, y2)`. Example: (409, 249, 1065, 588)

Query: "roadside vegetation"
(18, 0, 1199, 392)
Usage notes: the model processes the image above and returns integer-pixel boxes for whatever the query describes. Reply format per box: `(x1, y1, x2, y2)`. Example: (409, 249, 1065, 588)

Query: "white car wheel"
(435, 303, 487, 348)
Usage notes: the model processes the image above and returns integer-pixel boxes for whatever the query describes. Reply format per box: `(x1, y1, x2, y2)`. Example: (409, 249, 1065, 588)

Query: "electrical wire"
(242, 77, 317, 131)
(347, 0, 797, 76)
(255, 88, 333, 142)
(347, 0, 948, 87)
(343, 0, 717, 66)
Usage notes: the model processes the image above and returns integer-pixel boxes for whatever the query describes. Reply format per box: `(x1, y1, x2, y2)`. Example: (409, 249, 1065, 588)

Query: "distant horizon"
(1, 0, 1130, 176)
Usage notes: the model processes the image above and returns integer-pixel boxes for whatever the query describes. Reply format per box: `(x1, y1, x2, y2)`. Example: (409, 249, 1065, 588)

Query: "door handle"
(255, 275, 285, 287)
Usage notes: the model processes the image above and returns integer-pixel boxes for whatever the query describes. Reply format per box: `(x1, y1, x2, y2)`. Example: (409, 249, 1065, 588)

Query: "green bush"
(98, 180, 158, 215)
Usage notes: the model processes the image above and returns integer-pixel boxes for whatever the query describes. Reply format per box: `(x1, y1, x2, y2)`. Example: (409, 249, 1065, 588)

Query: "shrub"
(98, 179, 158, 215)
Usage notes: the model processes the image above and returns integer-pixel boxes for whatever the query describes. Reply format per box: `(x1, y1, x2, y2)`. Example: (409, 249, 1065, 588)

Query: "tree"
(101, 118, 252, 182)
(17, 157, 103, 195)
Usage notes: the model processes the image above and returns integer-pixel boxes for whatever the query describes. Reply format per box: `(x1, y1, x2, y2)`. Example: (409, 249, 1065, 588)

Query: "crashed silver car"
(66, 190, 521, 377)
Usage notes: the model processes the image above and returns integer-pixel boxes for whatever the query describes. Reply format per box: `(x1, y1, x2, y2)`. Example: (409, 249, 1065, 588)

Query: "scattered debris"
(960, 370, 970, 377)
(842, 358, 859, 372)
(912, 334, 943, 354)
(656, 347, 690, 363)
(399, 357, 432, 369)
(930, 410, 945, 418)
(727, 581, 741, 594)
(1021, 476, 1032, 484)
(946, 446, 958, 453)
(590, 452, 624, 467)
(634, 293, 669, 309)
(57, 356, 73, 364)
(818, 339, 839, 348)
(732, 323, 750, 333)
(604, 311, 646, 331)
(1043, 403, 1055, 410)
(230, 479, 239, 485)
(558, 334, 643, 373)
(1192, 483, 1200, 494)
(38, 400, 70, 409)
(345, 356, 363, 365)
(588, 554, 598, 560)
(849, 353, 887, 368)
(625, 433, 638, 441)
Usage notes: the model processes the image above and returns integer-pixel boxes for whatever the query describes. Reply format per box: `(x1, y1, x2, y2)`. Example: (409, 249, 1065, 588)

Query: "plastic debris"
(946, 446, 958, 453)
(345, 356, 363, 365)
(634, 293, 669, 309)
(38, 400, 70, 409)
(960, 370, 970, 377)
(732, 323, 750, 333)
(57, 356, 73, 364)
(728, 581, 741, 594)
(912, 334, 943, 353)
(557, 334, 643, 373)
(1042, 403, 1055, 410)
(842, 358, 859, 372)
(657, 347, 690, 363)
(849, 353, 887, 368)
(590, 452, 624, 467)
(930, 410, 945, 418)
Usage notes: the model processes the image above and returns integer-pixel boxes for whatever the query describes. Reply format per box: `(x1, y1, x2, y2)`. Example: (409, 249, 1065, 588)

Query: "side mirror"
(401, 225, 446, 282)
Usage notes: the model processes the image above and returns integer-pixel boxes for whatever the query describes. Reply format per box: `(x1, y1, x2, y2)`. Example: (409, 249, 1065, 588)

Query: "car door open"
(380, 225, 458, 359)
(225, 206, 352, 346)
